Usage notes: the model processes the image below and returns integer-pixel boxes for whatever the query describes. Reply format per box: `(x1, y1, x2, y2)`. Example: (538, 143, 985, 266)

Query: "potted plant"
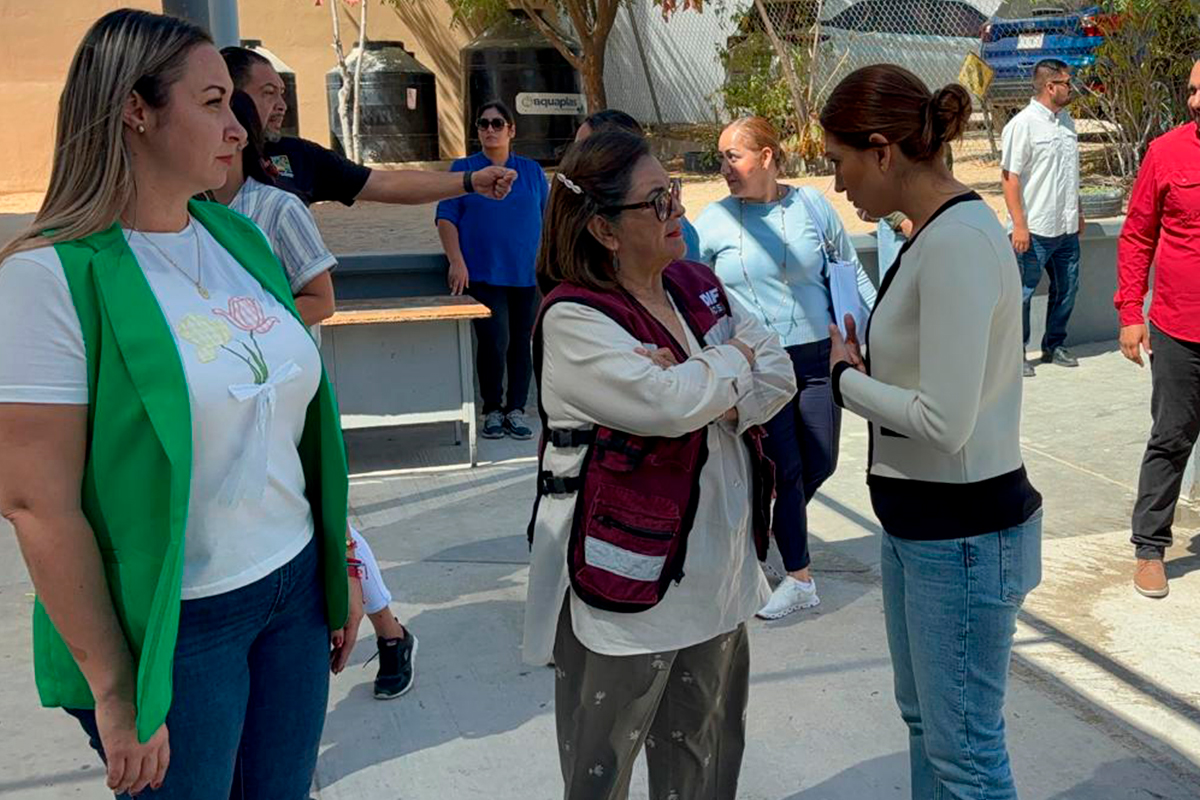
(1079, 184, 1125, 219)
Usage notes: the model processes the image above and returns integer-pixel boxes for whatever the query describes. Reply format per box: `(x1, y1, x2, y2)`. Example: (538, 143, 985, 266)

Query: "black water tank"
(240, 39, 299, 138)
(462, 10, 585, 164)
(325, 41, 439, 163)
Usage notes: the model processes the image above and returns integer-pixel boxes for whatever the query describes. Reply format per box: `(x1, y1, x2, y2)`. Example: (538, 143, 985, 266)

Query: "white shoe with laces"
(756, 576, 820, 620)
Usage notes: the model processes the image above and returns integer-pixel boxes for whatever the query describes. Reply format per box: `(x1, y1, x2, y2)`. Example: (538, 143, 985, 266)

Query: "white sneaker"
(760, 560, 784, 585)
(756, 576, 820, 620)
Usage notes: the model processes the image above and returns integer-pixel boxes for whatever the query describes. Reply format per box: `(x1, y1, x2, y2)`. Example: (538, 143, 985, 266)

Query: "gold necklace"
(136, 224, 209, 299)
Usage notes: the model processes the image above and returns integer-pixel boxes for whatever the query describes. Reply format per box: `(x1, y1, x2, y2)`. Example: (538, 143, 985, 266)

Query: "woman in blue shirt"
(437, 101, 549, 440)
(697, 116, 875, 620)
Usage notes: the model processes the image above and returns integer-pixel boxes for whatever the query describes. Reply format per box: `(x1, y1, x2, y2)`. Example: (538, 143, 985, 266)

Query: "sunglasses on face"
(476, 118, 508, 131)
(602, 178, 682, 223)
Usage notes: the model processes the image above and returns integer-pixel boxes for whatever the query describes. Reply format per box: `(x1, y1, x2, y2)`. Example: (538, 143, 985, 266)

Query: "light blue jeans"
(881, 510, 1043, 800)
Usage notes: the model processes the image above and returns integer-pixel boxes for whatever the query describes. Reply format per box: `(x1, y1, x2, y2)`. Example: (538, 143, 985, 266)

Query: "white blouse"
(523, 291, 796, 664)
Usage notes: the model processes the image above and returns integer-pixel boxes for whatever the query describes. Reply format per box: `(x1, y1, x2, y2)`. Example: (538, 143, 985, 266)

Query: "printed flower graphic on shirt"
(176, 314, 232, 363)
(215, 296, 280, 334)
(206, 297, 281, 385)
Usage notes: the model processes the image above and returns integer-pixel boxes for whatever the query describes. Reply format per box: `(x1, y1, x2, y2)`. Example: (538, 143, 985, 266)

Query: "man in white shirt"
(1001, 59, 1084, 377)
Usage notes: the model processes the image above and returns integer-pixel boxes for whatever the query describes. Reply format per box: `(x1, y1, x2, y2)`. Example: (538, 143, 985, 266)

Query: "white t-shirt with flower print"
(0, 219, 323, 599)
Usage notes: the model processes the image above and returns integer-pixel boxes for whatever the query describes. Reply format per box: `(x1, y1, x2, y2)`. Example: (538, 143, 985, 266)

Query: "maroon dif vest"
(529, 260, 775, 613)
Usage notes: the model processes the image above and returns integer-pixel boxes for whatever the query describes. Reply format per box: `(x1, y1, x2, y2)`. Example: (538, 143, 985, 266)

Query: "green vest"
(33, 200, 349, 743)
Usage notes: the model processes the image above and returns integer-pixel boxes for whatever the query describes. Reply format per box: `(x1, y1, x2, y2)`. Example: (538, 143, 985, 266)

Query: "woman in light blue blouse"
(697, 116, 876, 620)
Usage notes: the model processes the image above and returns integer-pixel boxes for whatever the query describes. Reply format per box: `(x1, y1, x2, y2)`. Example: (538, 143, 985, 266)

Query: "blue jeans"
(761, 340, 841, 572)
(68, 536, 330, 799)
(881, 510, 1043, 800)
(1018, 233, 1080, 353)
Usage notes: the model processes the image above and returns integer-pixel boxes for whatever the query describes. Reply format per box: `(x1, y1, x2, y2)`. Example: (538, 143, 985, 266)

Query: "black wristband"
(463, 170, 475, 195)
(831, 360, 854, 409)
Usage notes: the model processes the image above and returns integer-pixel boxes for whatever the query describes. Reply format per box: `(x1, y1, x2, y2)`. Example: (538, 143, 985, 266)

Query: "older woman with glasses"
(524, 128, 796, 800)
(437, 100, 549, 441)
(574, 108, 702, 262)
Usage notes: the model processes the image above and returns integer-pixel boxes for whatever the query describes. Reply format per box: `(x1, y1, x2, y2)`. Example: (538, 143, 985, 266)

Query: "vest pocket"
(575, 484, 682, 606)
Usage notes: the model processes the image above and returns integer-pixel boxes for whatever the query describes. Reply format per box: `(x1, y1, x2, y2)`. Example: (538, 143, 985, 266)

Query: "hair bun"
(928, 84, 972, 152)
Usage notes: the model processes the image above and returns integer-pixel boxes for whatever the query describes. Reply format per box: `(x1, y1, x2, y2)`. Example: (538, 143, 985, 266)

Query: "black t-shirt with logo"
(262, 136, 372, 207)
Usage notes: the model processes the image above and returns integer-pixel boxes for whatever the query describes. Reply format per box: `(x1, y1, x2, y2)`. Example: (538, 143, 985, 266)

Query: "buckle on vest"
(595, 430, 646, 462)
(548, 428, 597, 448)
(539, 470, 582, 496)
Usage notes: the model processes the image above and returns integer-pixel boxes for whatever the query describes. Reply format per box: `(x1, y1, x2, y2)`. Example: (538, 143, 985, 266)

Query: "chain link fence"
(604, 0, 748, 125)
(603, 0, 1014, 171)
(601, 0, 1188, 192)
(725, 0, 1012, 170)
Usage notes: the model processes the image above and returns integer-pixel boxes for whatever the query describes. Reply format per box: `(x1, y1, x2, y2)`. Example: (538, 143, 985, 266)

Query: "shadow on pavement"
(318, 598, 548, 787)
(781, 752, 907, 799)
(1165, 532, 1200, 582)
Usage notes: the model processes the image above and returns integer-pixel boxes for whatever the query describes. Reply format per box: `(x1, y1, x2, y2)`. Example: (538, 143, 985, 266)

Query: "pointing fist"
(473, 166, 518, 200)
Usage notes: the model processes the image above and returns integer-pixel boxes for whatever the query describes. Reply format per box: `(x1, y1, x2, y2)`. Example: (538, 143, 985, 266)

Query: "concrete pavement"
(2, 342, 1199, 798)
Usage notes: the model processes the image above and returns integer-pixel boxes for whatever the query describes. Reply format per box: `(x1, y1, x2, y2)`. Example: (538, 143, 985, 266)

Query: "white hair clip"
(556, 172, 584, 195)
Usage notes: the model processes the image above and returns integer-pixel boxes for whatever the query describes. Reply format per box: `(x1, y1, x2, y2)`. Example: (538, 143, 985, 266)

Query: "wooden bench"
(319, 295, 492, 467)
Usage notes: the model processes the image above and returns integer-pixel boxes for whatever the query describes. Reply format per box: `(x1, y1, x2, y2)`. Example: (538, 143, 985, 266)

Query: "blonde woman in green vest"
(0, 10, 361, 798)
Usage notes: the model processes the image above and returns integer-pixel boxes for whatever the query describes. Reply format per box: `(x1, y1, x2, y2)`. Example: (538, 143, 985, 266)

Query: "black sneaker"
(1023, 361, 1036, 378)
(504, 409, 533, 440)
(1042, 347, 1079, 368)
(373, 631, 417, 700)
(481, 411, 505, 439)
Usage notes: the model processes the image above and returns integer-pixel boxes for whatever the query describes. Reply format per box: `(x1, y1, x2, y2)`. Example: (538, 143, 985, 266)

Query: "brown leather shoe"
(1134, 559, 1169, 598)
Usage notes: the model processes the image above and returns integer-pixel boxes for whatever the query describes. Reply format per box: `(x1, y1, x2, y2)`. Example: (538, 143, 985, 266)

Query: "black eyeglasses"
(476, 118, 508, 131)
(601, 178, 682, 222)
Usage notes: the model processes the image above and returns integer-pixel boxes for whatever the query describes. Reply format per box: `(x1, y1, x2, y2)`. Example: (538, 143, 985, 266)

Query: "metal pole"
(160, 0, 239, 48)
(206, 0, 239, 48)
(161, 0, 207, 25)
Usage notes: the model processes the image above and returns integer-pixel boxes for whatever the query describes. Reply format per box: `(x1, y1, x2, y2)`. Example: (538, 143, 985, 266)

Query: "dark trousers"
(466, 282, 538, 414)
(1019, 232, 1080, 353)
(553, 600, 750, 800)
(1132, 323, 1200, 559)
(761, 339, 842, 572)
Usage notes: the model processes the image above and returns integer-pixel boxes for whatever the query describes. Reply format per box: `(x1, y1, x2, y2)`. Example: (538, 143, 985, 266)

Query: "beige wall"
(0, 0, 473, 194)
(0, 0, 159, 194)
(240, 0, 473, 160)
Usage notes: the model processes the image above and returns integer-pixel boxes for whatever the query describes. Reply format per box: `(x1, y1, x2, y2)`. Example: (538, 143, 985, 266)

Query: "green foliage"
(393, 0, 509, 29)
(717, 31, 796, 135)
(714, 6, 827, 172)
(1077, 0, 1200, 178)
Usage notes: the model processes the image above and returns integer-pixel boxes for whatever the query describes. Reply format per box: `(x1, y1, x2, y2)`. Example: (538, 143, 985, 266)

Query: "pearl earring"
(136, 124, 145, 134)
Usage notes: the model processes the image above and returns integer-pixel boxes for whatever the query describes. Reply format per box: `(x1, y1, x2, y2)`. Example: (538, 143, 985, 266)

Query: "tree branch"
(562, 0, 595, 51)
(351, 0, 368, 163)
(596, 0, 620, 36)
(514, 1, 584, 69)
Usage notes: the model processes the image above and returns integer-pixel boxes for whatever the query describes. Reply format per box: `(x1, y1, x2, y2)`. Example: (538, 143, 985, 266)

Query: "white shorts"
(349, 524, 393, 615)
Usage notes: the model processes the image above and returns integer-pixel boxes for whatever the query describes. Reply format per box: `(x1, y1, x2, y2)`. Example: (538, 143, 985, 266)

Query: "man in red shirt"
(1115, 59, 1200, 599)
